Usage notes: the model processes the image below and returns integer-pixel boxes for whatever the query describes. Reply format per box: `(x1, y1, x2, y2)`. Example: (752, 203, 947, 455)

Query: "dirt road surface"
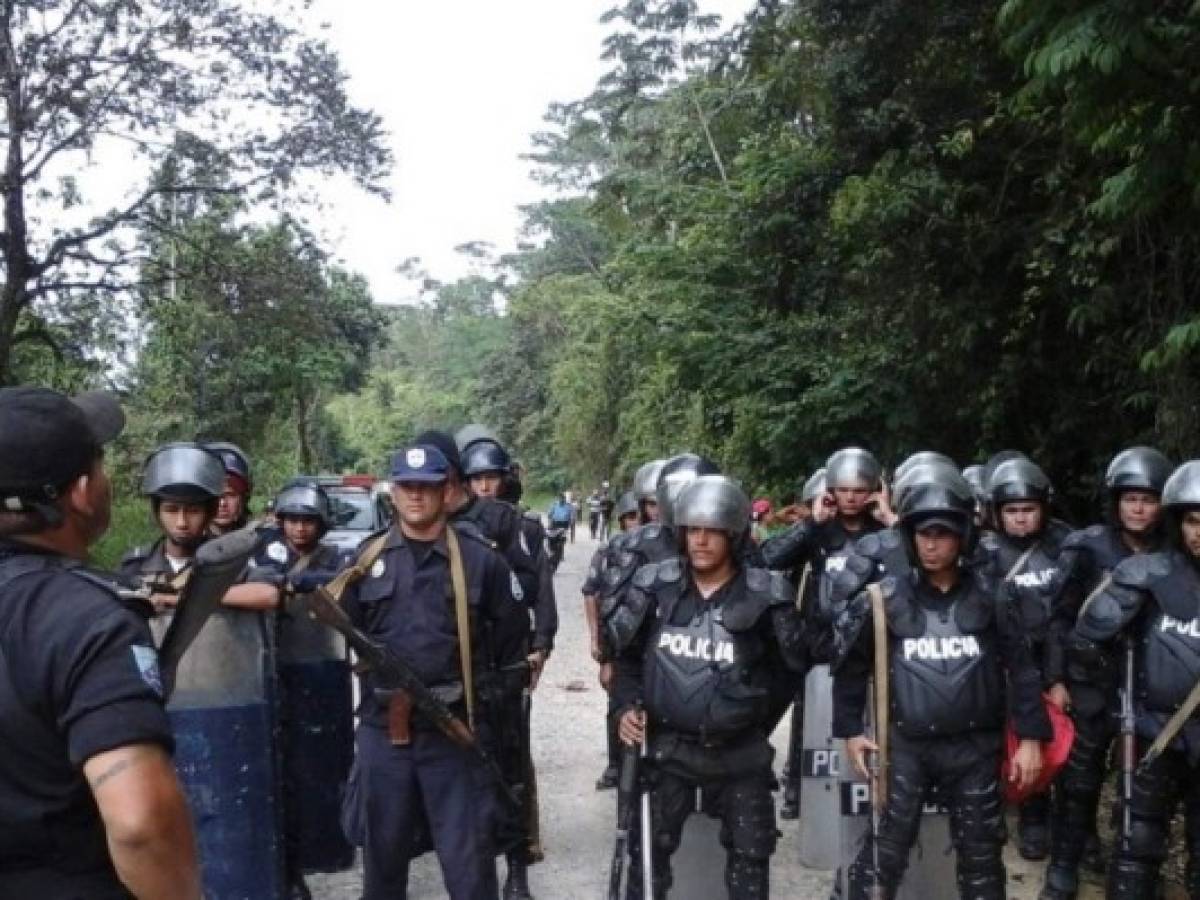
(309, 533, 1107, 899)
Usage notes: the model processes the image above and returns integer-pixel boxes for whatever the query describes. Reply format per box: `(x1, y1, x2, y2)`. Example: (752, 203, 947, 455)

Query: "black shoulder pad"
(956, 571, 998, 633)
(745, 567, 770, 593)
(120, 545, 150, 565)
(878, 529, 902, 551)
(854, 532, 882, 558)
(877, 576, 925, 639)
(658, 556, 683, 583)
(1112, 552, 1172, 590)
(633, 561, 660, 590)
(1060, 527, 1095, 552)
(451, 522, 494, 550)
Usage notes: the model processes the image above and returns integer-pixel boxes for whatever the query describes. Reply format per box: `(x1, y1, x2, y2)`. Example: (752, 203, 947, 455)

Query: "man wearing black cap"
(0, 387, 201, 899)
(345, 442, 528, 900)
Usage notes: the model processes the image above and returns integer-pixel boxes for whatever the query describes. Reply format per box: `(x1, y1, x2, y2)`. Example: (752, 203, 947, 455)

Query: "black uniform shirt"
(0, 540, 172, 889)
(344, 526, 528, 728)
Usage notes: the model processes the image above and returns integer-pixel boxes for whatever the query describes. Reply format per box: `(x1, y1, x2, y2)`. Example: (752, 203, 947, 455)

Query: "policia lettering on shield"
(343, 442, 529, 900)
(0, 387, 201, 899)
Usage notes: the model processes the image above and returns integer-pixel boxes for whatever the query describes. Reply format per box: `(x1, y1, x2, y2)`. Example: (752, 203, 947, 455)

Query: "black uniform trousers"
(1048, 708, 1114, 875)
(1108, 746, 1200, 899)
(358, 724, 500, 900)
(626, 730, 777, 900)
(849, 731, 1006, 900)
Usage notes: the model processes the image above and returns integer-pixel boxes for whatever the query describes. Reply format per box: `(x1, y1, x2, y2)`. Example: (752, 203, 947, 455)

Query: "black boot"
(504, 856, 534, 900)
(1039, 863, 1078, 900)
(1107, 858, 1158, 900)
(1081, 830, 1104, 874)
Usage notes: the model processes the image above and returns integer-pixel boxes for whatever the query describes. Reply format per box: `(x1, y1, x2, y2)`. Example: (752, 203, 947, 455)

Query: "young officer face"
(833, 484, 871, 518)
(468, 472, 504, 499)
(157, 500, 212, 549)
(392, 481, 447, 530)
(619, 512, 639, 533)
(642, 498, 660, 523)
(685, 527, 732, 574)
(281, 515, 321, 552)
(1180, 511, 1200, 559)
(1117, 491, 1162, 535)
(914, 525, 961, 575)
(999, 501, 1044, 538)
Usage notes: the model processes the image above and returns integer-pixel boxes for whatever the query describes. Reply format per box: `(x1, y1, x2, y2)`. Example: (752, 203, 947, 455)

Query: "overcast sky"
(305, 0, 754, 304)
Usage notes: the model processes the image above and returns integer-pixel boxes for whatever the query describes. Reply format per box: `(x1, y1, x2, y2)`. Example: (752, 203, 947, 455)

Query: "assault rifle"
(298, 583, 519, 809)
(1118, 636, 1136, 843)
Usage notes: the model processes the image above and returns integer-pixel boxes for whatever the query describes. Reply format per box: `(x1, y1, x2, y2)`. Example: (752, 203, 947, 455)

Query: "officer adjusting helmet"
(655, 453, 721, 527)
(203, 441, 253, 496)
(893, 451, 954, 485)
(799, 468, 827, 507)
(898, 467, 977, 552)
(273, 482, 333, 534)
(988, 457, 1052, 507)
(141, 443, 226, 507)
(673, 475, 751, 550)
(1105, 447, 1172, 497)
(614, 491, 639, 525)
(461, 440, 512, 478)
(455, 423, 500, 454)
(825, 447, 882, 490)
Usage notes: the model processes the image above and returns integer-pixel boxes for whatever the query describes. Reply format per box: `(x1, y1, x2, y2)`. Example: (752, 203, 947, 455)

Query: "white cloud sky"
(306, 0, 755, 304)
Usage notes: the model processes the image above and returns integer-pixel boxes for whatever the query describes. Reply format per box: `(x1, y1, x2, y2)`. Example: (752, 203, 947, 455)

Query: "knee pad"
(726, 853, 769, 900)
(721, 781, 777, 860)
(1124, 818, 1168, 862)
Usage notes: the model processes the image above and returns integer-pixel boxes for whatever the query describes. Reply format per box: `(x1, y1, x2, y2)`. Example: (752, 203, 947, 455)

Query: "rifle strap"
(866, 583, 889, 811)
(796, 562, 812, 613)
(1144, 655, 1200, 764)
(1004, 545, 1038, 583)
(323, 533, 389, 603)
(1076, 574, 1114, 620)
(445, 526, 475, 732)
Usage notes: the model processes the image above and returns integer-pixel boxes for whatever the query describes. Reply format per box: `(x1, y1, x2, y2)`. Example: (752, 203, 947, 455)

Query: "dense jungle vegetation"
(5, 1, 1200, 531)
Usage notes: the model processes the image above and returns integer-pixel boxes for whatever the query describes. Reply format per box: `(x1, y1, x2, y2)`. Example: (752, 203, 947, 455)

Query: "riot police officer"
(458, 432, 558, 899)
(610, 475, 806, 899)
(344, 443, 528, 900)
(1068, 459, 1200, 899)
(0, 387, 201, 898)
(583, 489, 641, 790)
(832, 467, 1049, 900)
(978, 456, 1069, 860)
(120, 443, 278, 615)
(1040, 446, 1172, 900)
(633, 459, 667, 524)
(204, 441, 253, 535)
(252, 482, 355, 892)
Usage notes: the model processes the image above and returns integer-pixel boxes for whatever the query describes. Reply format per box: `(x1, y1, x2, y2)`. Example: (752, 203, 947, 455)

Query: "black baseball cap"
(0, 387, 125, 511)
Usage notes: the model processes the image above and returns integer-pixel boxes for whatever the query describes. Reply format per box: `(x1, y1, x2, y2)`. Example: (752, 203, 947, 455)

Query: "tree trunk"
(0, 4, 30, 385)
(296, 393, 314, 473)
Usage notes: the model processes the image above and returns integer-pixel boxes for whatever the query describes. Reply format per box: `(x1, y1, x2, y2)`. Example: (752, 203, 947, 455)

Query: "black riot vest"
(642, 574, 773, 740)
(989, 532, 1062, 635)
(888, 580, 1005, 738)
(1137, 555, 1200, 717)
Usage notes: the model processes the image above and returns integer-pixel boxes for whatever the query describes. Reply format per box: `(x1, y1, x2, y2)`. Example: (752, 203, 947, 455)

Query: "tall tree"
(0, 0, 391, 381)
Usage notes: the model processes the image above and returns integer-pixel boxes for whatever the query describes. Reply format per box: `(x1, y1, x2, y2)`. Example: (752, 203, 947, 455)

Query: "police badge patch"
(371, 559, 386, 579)
(130, 644, 164, 697)
(267, 541, 289, 564)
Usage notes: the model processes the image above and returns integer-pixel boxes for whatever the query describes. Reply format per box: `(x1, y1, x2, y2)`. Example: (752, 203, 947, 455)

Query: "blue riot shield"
(167, 609, 287, 900)
(277, 610, 355, 873)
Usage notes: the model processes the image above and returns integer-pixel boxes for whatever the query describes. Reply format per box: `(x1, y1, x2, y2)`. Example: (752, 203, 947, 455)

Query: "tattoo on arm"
(88, 757, 136, 790)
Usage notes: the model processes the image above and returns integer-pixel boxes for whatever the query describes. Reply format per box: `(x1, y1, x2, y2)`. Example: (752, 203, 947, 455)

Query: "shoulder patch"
(266, 540, 289, 564)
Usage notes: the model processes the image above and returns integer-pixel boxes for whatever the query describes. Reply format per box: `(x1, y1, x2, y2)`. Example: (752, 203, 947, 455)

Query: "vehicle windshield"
(327, 490, 374, 530)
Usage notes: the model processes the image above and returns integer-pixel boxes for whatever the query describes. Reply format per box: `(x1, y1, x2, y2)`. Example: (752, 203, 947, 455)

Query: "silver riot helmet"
(454, 423, 500, 453)
(461, 440, 512, 478)
(614, 491, 639, 523)
(1162, 462, 1200, 510)
(898, 468, 976, 549)
(962, 465, 987, 502)
(202, 441, 253, 495)
(799, 468, 827, 507)
(825, 447, 882, 491)
(892, 459, 962, 512)
(655, 453, 721, 527)
(988, 457, 1052, 507)
(1105, 447, 1172, 496)
(893, 451, 956, 486)
(141, 443, 226, 503)
(633, 459, 668, 502)
(274, 483, 333, 531)
(673, 475, 751, 545)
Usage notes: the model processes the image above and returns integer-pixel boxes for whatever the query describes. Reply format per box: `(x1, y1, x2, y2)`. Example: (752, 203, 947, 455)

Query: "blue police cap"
(390, 444, 450, 484)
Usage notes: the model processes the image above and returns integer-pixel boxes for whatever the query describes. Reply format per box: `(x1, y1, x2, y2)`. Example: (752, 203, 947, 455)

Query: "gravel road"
(307, 534, 1115, 899)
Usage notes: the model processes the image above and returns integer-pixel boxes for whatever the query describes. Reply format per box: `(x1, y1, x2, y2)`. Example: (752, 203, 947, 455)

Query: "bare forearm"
(222, 582, 280, 610)
(584, 593, 600, 647)
(109, 816, 201, 900)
